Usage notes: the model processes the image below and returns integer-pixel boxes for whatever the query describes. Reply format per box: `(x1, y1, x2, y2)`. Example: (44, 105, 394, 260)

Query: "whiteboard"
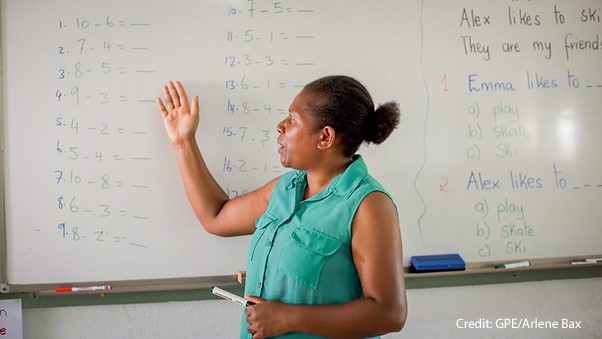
(2, 0, 601, 284)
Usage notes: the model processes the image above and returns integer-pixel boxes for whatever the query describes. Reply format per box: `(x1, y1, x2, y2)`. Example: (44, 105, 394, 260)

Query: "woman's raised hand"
(157, 81, 200, 146)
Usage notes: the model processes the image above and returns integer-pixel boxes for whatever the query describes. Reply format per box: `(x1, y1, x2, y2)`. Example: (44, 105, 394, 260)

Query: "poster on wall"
(0, 299, 23, 339)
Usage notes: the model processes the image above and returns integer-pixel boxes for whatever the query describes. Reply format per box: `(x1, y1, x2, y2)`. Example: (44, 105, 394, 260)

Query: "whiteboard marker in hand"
(212, 287, 255, 307)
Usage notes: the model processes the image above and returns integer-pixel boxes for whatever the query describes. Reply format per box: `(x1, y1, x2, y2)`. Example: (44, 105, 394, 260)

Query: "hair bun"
(365, 101, 400, 144)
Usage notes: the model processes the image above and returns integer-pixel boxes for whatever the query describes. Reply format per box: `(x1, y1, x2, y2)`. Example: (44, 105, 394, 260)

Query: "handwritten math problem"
(217, 0, 319, 197)
(53, 15, 154, 249)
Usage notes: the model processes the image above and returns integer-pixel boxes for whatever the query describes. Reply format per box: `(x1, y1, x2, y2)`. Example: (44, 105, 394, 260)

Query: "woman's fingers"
(157, 97, 168, 118)
(168, 81, 181, 108)
(191, 96, 199, 116)
(246, 295, 266, 304)
(163, 85, 175, 112)
(175, 81, 189, 111)
(161, 81, 195, 123)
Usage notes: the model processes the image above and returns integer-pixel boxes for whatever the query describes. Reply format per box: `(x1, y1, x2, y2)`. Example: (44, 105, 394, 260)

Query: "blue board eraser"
(410, 254, 466, 273)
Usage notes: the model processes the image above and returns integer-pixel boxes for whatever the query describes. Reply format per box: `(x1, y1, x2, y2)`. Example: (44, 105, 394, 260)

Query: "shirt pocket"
(249, 212, 277, 262)
(277, 226, 342, 289)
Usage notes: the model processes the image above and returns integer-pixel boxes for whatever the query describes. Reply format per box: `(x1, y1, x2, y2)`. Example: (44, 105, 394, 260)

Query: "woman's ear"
(317, 126, 336, 150)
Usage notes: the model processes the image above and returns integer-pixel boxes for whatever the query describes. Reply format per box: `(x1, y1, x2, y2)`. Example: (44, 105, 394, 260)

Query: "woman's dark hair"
(303, 75, 400, 157)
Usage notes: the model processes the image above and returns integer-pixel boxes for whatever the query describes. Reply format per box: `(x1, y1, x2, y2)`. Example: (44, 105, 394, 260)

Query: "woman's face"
(276, 91, 322, 169)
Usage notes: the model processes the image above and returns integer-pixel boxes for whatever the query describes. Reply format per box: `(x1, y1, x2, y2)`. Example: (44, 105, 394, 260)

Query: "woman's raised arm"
(157, 81, 278, 237)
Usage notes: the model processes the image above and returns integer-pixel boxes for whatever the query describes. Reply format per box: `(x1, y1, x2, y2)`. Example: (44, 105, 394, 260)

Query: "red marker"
(56, 285, 112, 292)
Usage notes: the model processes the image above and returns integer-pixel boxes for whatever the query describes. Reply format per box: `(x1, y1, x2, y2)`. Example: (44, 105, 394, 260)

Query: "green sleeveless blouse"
(240, 155, 392, 338)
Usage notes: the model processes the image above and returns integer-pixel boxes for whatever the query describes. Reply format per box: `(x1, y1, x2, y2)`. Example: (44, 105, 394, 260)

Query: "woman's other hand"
(245, 295, 291, 339)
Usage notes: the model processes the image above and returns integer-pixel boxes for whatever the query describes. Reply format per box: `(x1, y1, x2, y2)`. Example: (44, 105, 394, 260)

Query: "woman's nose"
(276, 118, 285, 134)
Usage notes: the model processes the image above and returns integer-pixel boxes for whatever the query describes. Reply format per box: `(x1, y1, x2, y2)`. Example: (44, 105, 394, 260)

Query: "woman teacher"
(157, 75, 407, 338)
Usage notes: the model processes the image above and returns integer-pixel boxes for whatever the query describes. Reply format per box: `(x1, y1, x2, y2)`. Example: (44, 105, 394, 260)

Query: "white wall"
(22, 278, 602, 339)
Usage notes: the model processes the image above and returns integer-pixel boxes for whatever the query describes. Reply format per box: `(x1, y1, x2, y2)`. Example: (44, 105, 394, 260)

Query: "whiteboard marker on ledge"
(571, 259, 602, 265)
(571, 260, 597, 265)
(55, 285, 112, 293)
(494, 261, 530, 269)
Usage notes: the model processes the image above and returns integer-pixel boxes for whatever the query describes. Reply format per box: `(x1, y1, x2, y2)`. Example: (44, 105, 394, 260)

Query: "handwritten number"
(72, 227, 80, 241)
(55, 170, 64, 183)
(71, 119, 79, 134)
(99, 204, 110, 217)
(77, 38, 86, 54)
(239, 127, 247, 142)
(70, 86, 80, 105)
(70, 197, 79, 213)
(101, 62, 111, 73)
(69, 147, 78, 160)
(441, 73, 449, 92)
(95, 231, 105, 241)
(99, 92, 109, 104)
(262, 130, 270, 143)
(58, 223, 66, 238)
(101, 174, 110, 189)
(244, 29, 254, 42)
(74, 62, 83, 78)
(440, 176, 450, 193)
